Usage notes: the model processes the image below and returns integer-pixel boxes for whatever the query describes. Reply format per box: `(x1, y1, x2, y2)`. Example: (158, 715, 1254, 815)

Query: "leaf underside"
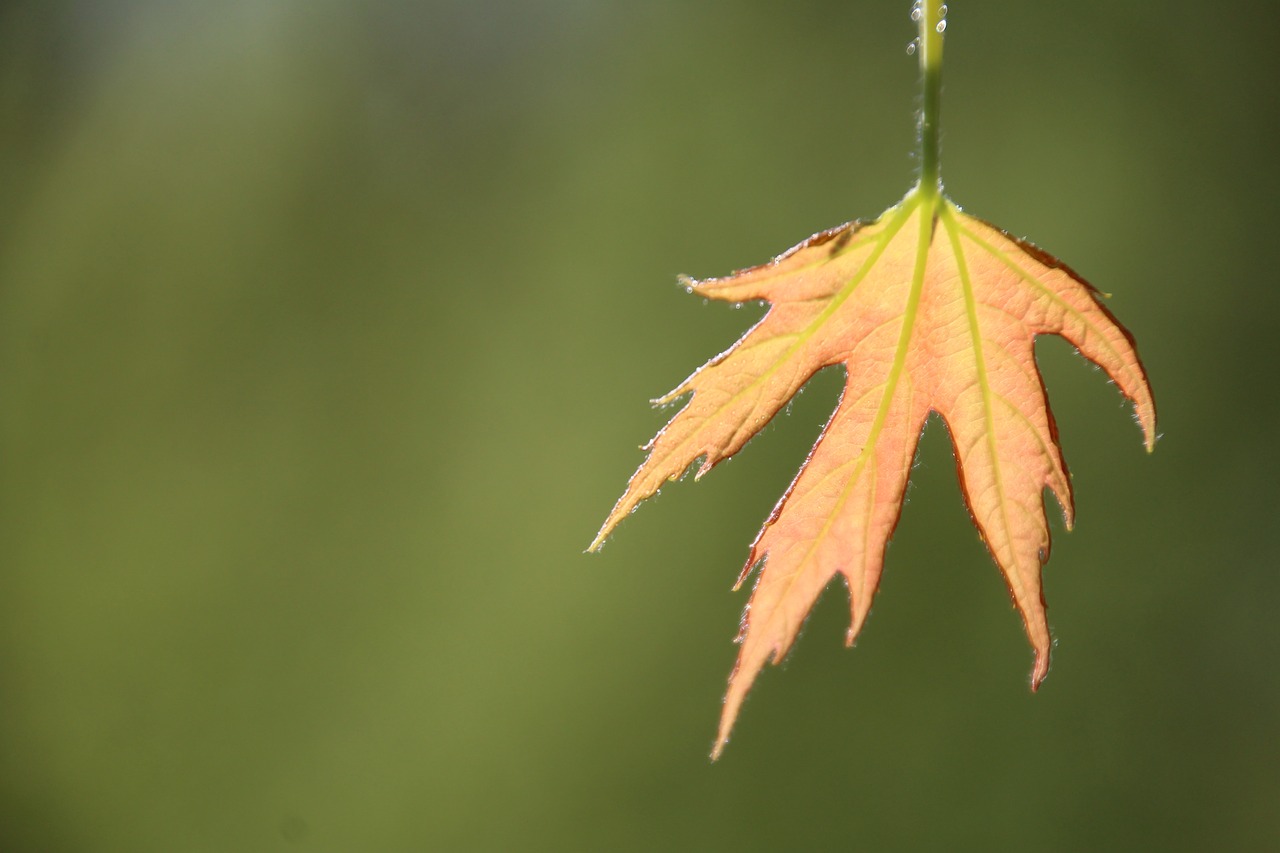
(591, 189, 1155, 759)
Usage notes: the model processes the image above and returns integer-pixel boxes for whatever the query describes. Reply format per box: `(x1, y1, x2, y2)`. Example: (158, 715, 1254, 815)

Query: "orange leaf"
(590, 187, 1155, 758)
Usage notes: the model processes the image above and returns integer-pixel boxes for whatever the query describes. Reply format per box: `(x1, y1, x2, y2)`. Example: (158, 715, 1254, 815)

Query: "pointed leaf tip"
(1030, 646, 1051, 691)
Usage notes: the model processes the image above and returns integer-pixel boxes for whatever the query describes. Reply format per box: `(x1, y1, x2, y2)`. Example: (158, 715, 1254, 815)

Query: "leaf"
(589, 187, 1155, 758)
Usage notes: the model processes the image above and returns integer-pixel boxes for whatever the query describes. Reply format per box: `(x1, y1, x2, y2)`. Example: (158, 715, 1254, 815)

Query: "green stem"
(916, 2, 945, 195)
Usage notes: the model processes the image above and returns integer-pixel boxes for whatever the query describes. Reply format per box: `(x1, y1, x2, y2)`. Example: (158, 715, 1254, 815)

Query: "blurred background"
(0, 1, 1275, 850)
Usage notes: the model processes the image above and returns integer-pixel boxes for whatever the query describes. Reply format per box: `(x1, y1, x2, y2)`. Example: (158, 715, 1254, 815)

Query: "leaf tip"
(1029, 647, 1051, 692)
(711, 696, 741, 762)
(844, 605, 870, 648)
(585, 527, 610, 554)
(588, 498, 637, 553)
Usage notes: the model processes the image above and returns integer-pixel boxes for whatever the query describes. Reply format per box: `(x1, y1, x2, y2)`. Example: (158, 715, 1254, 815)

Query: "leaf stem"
(916, 1, 946, 195)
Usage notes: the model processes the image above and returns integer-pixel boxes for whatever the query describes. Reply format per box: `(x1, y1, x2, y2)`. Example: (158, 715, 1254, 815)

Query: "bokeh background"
(1, 1, 1275, 850)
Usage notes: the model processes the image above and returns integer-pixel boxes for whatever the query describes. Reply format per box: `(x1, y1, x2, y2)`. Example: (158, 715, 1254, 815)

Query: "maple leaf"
(589, 3, 1156, 759)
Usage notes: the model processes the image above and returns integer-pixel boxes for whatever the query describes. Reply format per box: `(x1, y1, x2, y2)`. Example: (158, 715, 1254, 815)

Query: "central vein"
(751, 193, 936, 631)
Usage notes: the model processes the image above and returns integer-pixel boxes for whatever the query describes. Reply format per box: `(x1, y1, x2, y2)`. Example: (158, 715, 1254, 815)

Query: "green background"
(1, 1, 1275, 850)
